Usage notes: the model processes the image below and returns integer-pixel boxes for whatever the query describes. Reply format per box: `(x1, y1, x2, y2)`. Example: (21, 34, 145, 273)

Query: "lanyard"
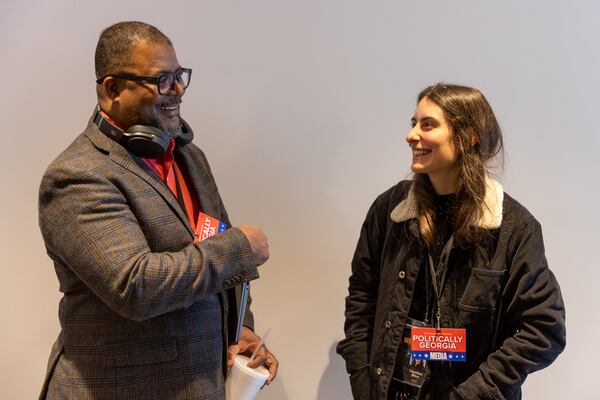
(427, 235, 454, 332)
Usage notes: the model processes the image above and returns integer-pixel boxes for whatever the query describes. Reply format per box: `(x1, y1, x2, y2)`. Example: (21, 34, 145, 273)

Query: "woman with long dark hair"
(337, 84, 566, 400)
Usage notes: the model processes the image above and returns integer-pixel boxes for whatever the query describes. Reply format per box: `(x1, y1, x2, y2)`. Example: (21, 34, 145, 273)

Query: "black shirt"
(409, 193, 456, 323)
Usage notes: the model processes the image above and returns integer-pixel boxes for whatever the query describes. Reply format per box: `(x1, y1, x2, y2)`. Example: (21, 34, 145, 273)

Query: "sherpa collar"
(390, 177, 504, 229)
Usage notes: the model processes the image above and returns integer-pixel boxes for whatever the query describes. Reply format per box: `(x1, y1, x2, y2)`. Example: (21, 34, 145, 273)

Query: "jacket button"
(376, 367, 383, 376)
(385, 320, 392, 329)
(398, 271, 406, 279)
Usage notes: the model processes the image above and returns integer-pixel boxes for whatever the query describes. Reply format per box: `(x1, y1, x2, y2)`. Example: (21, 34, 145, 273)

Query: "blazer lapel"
(174, 144, 221, 218)
(85, 124, 194, 237)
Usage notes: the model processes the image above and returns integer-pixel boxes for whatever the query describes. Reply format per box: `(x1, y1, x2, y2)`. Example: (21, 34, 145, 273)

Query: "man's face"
(112, 41, 185, 137)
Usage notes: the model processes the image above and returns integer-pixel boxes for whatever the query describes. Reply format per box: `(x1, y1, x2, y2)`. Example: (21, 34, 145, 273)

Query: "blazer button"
(398, 270, 406, 279)
(376, 367, 383, 376)
(385, 320, 392, 329)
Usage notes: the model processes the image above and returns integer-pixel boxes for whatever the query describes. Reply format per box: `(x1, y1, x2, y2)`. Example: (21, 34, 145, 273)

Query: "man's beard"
(141, 96, 183, 138)
(150, 115, 182, 139)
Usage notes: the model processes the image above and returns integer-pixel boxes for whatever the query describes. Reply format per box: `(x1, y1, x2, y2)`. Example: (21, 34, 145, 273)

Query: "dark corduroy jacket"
(337, 179, 566, 400)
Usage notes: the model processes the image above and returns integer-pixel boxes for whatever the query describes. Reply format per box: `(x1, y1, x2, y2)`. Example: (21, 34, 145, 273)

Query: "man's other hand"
(227, 327, 278, 385)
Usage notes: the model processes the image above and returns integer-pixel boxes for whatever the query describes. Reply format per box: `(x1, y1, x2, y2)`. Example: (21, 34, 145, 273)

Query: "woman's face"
(406, 96, 459, 194)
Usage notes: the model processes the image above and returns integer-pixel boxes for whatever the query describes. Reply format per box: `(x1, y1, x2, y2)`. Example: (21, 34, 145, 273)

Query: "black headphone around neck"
(92, 107, 194, 158)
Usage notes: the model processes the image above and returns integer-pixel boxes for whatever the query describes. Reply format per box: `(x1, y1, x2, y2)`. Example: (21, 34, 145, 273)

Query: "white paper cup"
(225, 355, 269, 400)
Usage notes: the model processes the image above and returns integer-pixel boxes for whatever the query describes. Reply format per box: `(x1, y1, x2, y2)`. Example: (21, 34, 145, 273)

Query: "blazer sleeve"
(39, 156, 259, 322)
(454, 217, 566, 400)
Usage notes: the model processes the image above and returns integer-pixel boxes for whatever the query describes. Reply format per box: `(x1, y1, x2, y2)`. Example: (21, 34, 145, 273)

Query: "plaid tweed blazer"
(38, 118, 259, 399)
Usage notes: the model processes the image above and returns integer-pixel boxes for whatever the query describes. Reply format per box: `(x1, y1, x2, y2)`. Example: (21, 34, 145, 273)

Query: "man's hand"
(237, 225, 269, 266)
(227, 326, 278, 385)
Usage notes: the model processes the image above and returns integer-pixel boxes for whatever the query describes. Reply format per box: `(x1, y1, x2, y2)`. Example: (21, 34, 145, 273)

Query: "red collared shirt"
(141, 139, 200, 231)
(97, 110, 200, 230)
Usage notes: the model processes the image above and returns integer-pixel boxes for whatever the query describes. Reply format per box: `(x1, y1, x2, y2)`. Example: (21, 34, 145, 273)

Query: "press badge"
(194, 212, 228, 242)
(410, 327, 466, 362)
(395, 318, 428, 389)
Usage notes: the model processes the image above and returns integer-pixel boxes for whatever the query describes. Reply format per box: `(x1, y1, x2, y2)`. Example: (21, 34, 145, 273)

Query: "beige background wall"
(1, 0, 598, 398)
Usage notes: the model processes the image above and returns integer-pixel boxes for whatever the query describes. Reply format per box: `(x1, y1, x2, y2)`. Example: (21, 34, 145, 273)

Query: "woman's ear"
(471, 132, 478, 146)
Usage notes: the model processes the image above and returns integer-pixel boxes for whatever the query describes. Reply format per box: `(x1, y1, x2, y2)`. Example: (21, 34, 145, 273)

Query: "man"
(38, 21, 277, 399)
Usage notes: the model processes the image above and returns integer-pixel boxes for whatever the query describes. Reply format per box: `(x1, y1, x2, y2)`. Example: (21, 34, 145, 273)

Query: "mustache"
(161, 97, 182, 106)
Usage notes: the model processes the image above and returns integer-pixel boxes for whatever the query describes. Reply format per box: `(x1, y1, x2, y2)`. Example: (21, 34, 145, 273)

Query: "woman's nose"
(406, 127, 419, 145)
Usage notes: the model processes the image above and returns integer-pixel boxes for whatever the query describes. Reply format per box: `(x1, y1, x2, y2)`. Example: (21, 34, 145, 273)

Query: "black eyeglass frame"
(96, 68, 192, 95)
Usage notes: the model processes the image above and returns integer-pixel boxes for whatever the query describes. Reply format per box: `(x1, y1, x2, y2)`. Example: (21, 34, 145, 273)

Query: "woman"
(337, 84, 566, 400)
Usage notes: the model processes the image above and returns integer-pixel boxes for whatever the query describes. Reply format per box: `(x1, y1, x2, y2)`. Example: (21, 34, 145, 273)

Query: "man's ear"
(102, 77, 122, 100)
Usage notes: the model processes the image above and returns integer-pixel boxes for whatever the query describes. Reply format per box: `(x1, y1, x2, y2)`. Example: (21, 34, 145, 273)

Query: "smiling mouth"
(412, 148, 431, 157)
(159, 103, 180, 119)
(159, 97, 182, 115)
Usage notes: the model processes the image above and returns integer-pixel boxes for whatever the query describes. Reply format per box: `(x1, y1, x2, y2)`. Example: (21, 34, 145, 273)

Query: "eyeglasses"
(96, 68, 192, 95)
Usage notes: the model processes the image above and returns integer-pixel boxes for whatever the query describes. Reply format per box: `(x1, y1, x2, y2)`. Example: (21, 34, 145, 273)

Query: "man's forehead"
(127, 40, 180, 73)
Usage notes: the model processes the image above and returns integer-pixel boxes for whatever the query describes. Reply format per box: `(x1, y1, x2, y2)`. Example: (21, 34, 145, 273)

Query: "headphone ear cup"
(176, 118, 194, 146)
(122, 125, 170, 158)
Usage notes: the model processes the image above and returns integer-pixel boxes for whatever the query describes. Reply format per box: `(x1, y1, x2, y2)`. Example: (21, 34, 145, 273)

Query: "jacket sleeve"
(187, 143, 257, 332)
(39, 157, 259, 322)
(337, 198, 386, 399)
(455, 217, 566, 400)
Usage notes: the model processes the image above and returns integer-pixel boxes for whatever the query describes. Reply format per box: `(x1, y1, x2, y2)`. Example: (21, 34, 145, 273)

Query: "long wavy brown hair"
(413, 84, 504, 246)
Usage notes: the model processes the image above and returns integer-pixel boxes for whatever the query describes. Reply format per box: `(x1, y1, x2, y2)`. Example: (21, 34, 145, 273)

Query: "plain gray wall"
(1, 0, 598, 398)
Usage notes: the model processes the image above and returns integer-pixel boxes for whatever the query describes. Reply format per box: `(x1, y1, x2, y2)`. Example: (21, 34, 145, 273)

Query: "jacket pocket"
(454, 268, 506, 376)
(63, 337, 178, 367)
(102, 338, 178, 366)
(457, 268, 506, 313)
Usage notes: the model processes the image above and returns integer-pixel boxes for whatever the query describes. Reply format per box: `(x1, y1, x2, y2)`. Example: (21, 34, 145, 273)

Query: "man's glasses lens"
(158, 69, 191, 94)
